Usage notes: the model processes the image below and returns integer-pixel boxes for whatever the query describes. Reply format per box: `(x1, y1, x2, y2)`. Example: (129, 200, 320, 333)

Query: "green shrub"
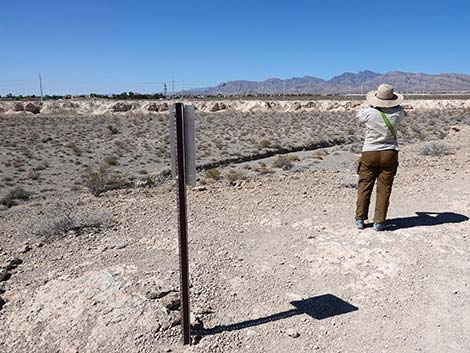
(107, 125, 120, 135)
(288, 154, 301, 162)
(259, 139, 272, 148)
(206, 168, 221, 180)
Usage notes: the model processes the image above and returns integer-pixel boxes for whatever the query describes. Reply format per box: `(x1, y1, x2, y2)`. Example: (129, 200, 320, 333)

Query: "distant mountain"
(190, 71, 470, 95)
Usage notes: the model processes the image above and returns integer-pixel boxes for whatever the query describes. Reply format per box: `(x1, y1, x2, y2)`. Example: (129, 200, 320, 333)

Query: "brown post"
(174, 102, 191, 345)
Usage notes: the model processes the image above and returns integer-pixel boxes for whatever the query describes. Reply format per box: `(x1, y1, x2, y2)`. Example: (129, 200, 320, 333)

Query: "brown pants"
(355, 150, 398, 224)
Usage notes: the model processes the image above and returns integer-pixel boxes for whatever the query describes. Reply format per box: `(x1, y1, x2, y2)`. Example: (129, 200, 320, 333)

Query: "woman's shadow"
(385, 212, 468, 231)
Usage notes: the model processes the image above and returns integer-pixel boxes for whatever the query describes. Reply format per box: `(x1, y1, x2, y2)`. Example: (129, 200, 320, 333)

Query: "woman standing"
(355, 84, 405, 231)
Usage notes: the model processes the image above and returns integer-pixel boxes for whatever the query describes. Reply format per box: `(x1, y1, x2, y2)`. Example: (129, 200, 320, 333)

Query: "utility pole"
(39, 72, 44, 101)
(164, 82, 168, 97)
(361, 83, 364, 95)
(453, 76, 457, 92)
(182, 81, 184, 100)
(172, 77, 175, 98)
(283, 81, 286, 99)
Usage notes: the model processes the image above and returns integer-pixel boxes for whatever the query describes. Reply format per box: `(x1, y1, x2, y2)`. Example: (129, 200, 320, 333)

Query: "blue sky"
(1, 0, 470, 95)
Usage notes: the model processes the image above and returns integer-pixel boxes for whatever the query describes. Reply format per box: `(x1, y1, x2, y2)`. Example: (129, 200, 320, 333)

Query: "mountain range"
(190, 70, 470, 95)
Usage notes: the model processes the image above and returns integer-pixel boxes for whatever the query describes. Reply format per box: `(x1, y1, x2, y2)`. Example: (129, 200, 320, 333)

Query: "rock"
(111, 241, 128, 250)
(158, 103, 169, 112)
(17, 243, 32, 254)
(303, 101, 317, 109)
(25, 102, 41, 114)
(0, 296, 5, 310)
(208, 102, 220, 112)
(146, 285, 175, 300)
(190, 313, 203, 328)
(192, 186, 207, 192)
(0, 269, 11, 282)
(168, 311, 181, 326)
(147, 103, 159, 112)
(286, 328, 300, 338)
(111, 102, 133, 112)
(5, 257, 22, 271)
(160, 292, 180, 310)
(13, 103, 25, 111)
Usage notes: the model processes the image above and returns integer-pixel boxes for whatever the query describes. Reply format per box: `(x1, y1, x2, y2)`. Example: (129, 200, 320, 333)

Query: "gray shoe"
(373, 223, 386, 231)
(355, 219, 365, 230)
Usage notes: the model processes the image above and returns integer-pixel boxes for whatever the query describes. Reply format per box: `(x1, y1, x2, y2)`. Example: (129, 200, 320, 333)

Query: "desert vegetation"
(0, 105, 469, 202)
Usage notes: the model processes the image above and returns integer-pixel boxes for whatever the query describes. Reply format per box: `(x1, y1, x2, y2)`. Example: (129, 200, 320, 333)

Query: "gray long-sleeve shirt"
(356, 105, 405, 152)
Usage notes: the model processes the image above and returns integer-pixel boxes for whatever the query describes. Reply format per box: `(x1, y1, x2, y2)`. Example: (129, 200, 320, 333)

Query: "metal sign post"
(170, 102, 196, 345)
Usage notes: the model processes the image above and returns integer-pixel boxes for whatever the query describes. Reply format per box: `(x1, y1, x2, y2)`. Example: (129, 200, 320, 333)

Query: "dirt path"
(1, 127, 469, 353)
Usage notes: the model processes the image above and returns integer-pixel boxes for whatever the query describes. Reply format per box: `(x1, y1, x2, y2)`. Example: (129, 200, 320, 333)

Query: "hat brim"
(366, 90, 404, 108)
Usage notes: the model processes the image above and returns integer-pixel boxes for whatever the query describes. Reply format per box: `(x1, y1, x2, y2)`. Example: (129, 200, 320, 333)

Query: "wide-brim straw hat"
(366, 84, 404, 108)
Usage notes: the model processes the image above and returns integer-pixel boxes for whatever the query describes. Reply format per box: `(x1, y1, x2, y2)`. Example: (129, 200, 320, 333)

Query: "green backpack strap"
(379, 110, 398, 141)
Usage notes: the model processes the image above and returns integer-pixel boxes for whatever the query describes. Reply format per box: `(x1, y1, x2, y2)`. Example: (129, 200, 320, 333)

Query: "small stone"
(5, 257, 22, 271)
(192, 186, 207, 192)
(146, 285, 175, 300)
(146, 291, 159, 300)
(113, 241, 128, 250)
(168, 311, 181, 326)
(160, 292, 180, 310)
(0, 296, 5, 310)
(36, 242, 45, 248)
(18, 244, 32, 254)
(286, 328, 300, 338)
(0, 270, 11, 282)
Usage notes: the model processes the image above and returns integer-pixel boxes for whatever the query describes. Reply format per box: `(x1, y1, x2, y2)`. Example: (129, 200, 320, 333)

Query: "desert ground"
(0, 98, 470, 352)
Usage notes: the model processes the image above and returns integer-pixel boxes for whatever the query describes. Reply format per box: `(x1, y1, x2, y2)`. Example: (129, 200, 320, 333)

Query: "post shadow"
(195, 294, 358, 336)
(385, 212, 469, 231)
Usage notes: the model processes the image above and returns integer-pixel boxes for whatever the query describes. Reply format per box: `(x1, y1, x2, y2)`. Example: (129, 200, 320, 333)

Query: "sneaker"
(373, 223, 386, 231)
(355, 219, 365, 230)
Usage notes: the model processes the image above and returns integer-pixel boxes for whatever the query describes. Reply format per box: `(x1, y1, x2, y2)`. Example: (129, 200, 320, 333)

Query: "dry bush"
(288, 154, 301, 162)
(259, 139, 272, 148)
(254, 162, 271, 174)
(224, 169, 244, 182)
(272, 155, 293, 170)
(28, 170, 41, 180)
(64, 142, 82, 156)
(1, 186, 31, 208)
(28, 201, 111, 239)
(81, 164, 130, 196)
(106, 171, 131, 191)
(105, 155, 120, 166)
(419, 142, 455, 157)
(81, 165, 109, 196)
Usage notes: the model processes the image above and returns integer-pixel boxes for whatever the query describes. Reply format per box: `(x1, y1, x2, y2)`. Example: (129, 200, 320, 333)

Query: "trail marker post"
(169, 103, 196, 345)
